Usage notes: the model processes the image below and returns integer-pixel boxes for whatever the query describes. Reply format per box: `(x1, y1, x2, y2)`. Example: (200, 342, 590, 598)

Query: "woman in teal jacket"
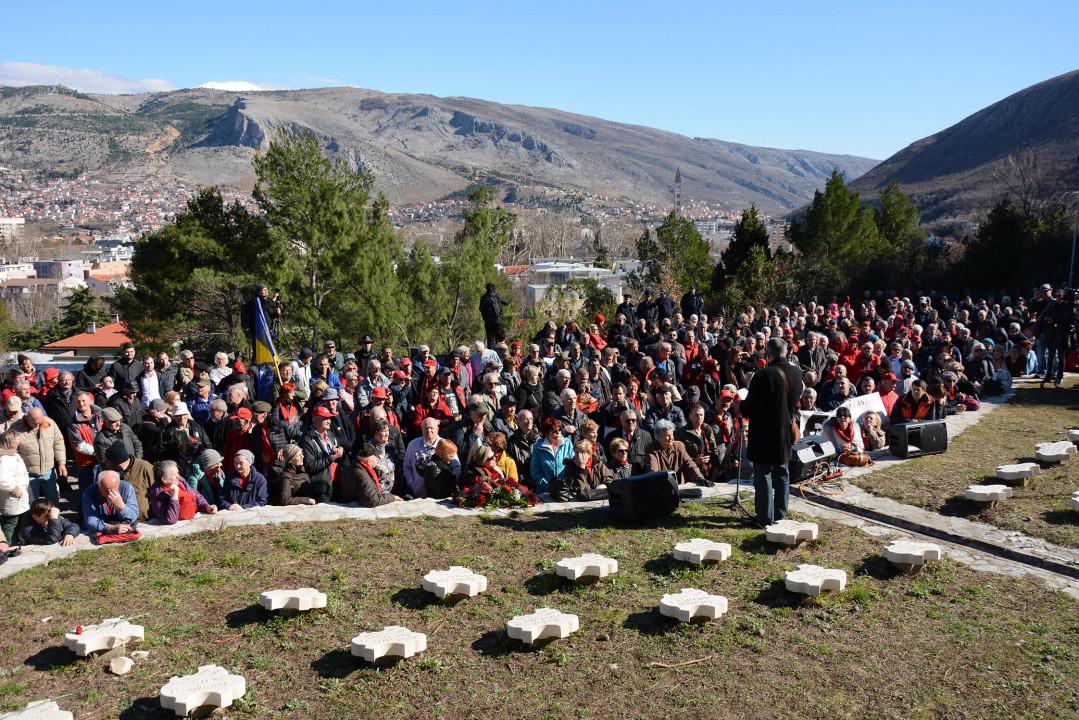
(529, 417, 574, 494)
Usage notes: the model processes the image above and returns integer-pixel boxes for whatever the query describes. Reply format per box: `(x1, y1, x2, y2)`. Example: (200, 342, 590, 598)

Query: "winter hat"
(234, 449, 255, 465)
(196, 448, 224, 470)
(101, 407, 122, 423)
(105, 440, 130, 464)
(281, 444, 303, 465)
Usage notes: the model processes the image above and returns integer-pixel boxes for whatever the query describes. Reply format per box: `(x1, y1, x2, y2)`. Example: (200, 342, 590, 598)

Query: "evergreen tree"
(874, 181, 926, 290)
(787, 170, 883, 295)
(634, 211, 712, 294)
(112, 188, 275, 354)
(57, 286, 107, 339)
(253, 129, 401, 349)
(720, 204, 771, 278)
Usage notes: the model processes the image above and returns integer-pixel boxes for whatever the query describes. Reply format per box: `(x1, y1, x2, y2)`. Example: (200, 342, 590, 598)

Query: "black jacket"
(20, 516, 80, 545)
(603, 427, 654, 475)
(740, 360, 804, 465)
(300, 427, 339, 502)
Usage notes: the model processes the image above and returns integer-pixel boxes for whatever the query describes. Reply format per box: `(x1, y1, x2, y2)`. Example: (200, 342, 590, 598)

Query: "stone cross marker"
(964, 484, 1012, 504)
(882, 540, 942, 571)
(995, 463, 1041, 484)
(259, 588, 327, 613)
(159, 665, 246, 717)
(784, 564, 847, 596)
(0, 700, 74, 720)
(672, 538, 731, 564)
(63, 618, 144, 657)
(506, 608, 579, 644)
(1035, 441, 1076, 463)
(350, 626, 427, 662)
(659, 588, 729, 622)
(765, 520, 818, 546)
(422, 566, 488, 599)
(554, 553, 618, 581)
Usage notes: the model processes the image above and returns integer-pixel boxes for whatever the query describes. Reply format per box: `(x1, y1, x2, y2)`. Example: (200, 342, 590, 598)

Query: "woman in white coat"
(0, 431, 30, 544)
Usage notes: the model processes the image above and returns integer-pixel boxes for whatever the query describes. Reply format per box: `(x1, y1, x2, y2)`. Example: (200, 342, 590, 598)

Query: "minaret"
(673, 168, 682, 218)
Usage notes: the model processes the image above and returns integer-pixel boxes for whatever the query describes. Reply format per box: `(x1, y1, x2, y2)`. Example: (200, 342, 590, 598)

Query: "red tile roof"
(42, 321, 131, 351)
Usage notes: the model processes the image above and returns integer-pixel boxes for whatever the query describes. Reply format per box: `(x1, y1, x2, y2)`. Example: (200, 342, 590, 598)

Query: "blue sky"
(2, 1, 1075, 159)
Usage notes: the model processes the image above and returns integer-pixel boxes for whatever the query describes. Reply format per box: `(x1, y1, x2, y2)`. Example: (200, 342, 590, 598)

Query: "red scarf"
(834, 420, 856, 444)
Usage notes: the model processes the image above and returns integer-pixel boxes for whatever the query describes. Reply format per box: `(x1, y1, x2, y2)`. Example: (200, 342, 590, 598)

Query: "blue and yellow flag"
(253, 298, 280, 369)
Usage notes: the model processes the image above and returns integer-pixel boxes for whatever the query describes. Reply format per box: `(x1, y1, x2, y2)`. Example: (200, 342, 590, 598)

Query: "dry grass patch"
(858, 378, 1079, 548)
(0, 502, 1075, 719)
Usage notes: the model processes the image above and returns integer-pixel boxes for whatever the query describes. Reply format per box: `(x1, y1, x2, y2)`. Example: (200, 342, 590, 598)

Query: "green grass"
(0, 503, 1075, 719)
(858, 377, 1079, 548)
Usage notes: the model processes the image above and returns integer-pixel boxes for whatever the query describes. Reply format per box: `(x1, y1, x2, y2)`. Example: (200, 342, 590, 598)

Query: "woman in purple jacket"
(148, 460, 217, 524)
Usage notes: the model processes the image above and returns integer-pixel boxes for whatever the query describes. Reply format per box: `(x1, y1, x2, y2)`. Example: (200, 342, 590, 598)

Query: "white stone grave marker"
(784, 564, 847, 596)
(350, 626, 427, 663)
(1071, 490, 1079, 512)
(259, 588, 327, 613)
(422, 566, 488, 599)
(882, 540, 942, 571)
(505, 608, 579, 644)
(554, 553, 618, 581)
(1066, 429, 1079, 444)
(673, 539, 731, 565)
(658, 588, 729, 622)
(63, 618, 144, 657)
(964, 484, 1013, 504)
(995, 462, 1041, 484)
(0, 700, 74, 720)
(159, 665, 246, 717)
(765, 520, 818, 546)
(1035, 441, 1076, 463)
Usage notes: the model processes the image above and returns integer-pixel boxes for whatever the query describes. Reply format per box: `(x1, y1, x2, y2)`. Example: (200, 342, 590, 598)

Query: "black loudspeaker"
(608, 471, 679, 523)
(788, 435, 837, 482)
(888, 420, 948, 458)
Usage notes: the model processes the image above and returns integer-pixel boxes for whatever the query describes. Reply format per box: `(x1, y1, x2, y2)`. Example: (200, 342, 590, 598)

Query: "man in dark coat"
(479, 283, 509, 348)
(740, 338, 804, 526)
(614, 293, 636, 327)
(108, 344, 141, 389)
(603, 408, 653, 475)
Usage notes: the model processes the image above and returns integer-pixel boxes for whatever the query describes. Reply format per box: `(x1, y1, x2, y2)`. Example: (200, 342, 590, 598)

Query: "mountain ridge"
(0, 84, 877, 212)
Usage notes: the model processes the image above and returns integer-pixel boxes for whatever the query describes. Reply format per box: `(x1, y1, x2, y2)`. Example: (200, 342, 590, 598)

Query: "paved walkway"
(3, 386, 1077, 599)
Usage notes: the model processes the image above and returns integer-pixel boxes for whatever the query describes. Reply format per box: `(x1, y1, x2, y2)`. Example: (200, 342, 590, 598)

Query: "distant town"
(0, 164, 798, 341)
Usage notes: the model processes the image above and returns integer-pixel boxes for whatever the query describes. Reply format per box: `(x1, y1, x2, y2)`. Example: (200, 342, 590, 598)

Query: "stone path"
(2, 386, 1077, 600)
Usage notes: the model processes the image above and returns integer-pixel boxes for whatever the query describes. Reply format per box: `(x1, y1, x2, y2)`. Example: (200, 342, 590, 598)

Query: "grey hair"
(654, 419, 675, 435)
(560, 387, 577, 401)
(156, 459, 179, 479)
(516, 408, 533, 422)
(60, 371, 75, 381)
(210, 399, 228, 411)
(765, 338, 788, 360)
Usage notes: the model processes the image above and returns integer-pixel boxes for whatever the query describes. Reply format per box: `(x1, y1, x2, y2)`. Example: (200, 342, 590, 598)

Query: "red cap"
(423, 358, 438, 368)
(719, 389, 736, 399)
(313, 405, 336, 418)
(233, 360, 246, 373)
(399, 357, 412, 366)
(371, 386, 389, 399)
(879, 371, 897, 382)
(392, 370, 407, 381)
(230, 407, 252, 420)
(594, 313, 605, 324)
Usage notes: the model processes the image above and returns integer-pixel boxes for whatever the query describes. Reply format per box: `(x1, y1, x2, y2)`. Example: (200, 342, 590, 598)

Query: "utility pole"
(1070, 154, 1079, 288)
(673, 168, 682, 219)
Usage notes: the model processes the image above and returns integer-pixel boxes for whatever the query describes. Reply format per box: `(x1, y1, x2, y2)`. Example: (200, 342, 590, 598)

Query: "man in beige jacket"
(12, 408, 68, 504)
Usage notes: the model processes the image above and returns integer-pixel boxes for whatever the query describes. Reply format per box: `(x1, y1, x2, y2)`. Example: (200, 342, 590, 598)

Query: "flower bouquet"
(457, 479, 540, 509)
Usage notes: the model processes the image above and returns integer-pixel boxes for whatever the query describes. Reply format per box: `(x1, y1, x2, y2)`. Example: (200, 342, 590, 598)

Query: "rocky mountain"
(0, 85, 877, 212)
(850, 69, 1079, 227)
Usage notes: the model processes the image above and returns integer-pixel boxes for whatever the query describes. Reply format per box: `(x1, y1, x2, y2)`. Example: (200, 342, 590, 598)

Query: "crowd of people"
(0, 280, 1074, 547)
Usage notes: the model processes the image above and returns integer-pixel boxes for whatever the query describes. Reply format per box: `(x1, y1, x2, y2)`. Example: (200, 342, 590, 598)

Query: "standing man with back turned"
(479, 283, 509, 348)
(740, 338, 803, 526)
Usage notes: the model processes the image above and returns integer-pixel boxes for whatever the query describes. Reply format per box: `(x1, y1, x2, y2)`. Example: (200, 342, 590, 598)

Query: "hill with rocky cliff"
(0, 84, 876, 212)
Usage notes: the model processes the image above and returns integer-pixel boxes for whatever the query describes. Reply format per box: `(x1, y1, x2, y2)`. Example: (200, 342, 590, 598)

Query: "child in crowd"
(20, 499, 79, 546)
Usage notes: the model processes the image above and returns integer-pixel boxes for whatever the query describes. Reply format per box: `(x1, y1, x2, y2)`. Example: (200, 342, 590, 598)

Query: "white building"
(0, 263, 36, 281)
(520, 259, 628, 308)
(0, 217, 25, 243)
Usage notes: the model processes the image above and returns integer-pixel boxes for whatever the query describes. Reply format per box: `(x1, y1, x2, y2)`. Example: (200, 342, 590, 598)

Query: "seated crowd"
(0, 283, 1069, 546)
